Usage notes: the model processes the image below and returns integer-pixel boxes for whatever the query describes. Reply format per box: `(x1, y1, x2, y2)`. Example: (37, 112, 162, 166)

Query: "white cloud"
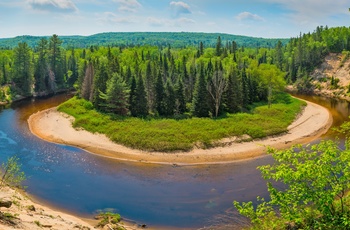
(177, 17, 195, 24)
(146, 16, 195, 28)
(260, 0, 348, 24)
(99, 12, 135, 24)
(114, 0, 141, 13)
(147, 17, 165, 27)
(236, 12, 265, 21)
(170, 1, 191, 17)
(27, 0, 77, 13)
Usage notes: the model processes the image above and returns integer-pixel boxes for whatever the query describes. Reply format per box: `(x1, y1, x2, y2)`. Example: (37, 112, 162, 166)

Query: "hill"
(0, 32, 288, 49)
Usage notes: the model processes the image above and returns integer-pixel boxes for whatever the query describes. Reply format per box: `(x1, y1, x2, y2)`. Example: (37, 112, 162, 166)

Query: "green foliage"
(58, 94, 303, 152)
(234, 138, 350, 229)
(192, 64, 210, 117)
(96, 212, 121, 228)
(13, 42, 32, 96)
(0, 32, 288, 49)
(99, 73, 129, 115)
(0, 156, 26, 189)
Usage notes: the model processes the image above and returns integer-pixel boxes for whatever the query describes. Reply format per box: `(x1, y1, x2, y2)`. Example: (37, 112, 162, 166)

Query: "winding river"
(0, 93, 348, 229)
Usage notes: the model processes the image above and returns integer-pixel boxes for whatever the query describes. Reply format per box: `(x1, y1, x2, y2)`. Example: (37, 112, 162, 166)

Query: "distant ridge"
(0, 32, 289, 49)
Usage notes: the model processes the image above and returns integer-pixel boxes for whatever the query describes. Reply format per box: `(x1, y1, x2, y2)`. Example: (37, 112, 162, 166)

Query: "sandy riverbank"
(0, 186, 94, 230)
(27, 100, 332, 165)
(0, 187, 141, 230)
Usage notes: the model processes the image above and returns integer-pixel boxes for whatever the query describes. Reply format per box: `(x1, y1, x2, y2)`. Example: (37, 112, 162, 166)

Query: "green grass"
(57, 93, 305, 152)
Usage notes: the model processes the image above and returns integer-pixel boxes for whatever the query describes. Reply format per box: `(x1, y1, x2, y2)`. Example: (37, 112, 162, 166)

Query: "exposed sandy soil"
(0, 186, 94, 230)
(0, 186, 142, 230)
(27, 99, 332, 165)
(311, 53, 350, 100)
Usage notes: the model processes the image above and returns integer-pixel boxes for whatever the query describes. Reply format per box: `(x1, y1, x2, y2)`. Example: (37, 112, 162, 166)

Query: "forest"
(0, 32, 288, 49)
(0, 26, 349, 119)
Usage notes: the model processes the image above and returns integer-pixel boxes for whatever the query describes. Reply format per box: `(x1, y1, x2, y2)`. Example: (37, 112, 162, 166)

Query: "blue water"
(0, 93, 347, 228)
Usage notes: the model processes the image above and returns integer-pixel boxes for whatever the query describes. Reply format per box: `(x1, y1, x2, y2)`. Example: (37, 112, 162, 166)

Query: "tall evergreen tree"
(164, 80, 176, 116)
(134, 75, 148, 117)
(49, 34, 64, 88)
(175, 79, 186, 114)
(92, 60, 109, 109)
(241, 67, 250, 108)
(129, 75, 138, 117)
(215, 36, 222, 56)
(34, 38, 48, 93)
(155, 70, 165, 116)
(192, 64, 209, 117)
(224, 67, 241, 113)
(145, 61, 155, 111)
(99, 73, 129, 115)
(13, 42, 32, 95)
(1, 60, 6, 85)
(275, 40, 284, 70)
(67, 48, 78, 87)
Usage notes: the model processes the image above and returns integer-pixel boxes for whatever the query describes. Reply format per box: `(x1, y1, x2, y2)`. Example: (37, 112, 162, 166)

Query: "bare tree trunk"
(207, 71, 227, 118)
(81, 63, 94, 101)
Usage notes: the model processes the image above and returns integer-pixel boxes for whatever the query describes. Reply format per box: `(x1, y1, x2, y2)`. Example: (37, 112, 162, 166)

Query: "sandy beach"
(0, 188, 138, 230)
(27, 100, 332, 165)
(0, 186, 94, 230)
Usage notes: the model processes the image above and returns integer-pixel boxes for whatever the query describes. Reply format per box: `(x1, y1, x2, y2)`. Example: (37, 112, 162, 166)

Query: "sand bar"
(27, 100, 332, 165)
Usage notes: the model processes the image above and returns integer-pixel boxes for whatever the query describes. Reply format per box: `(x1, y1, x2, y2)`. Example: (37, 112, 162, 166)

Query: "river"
(0, 93, 348, 229)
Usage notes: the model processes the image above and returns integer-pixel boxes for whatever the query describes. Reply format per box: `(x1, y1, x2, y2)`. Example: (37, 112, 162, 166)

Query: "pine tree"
(215, 36, 222, 56)
(192, 63, 209, 117)
(34, 38, 48, 93)
(134, 75, 148, 117)
(99, 73, 129, 115)
(13, 42, 32, 96)
(145, 61, 155, 112)
(275, 40, 284, 70)
(92, 60, 109, 109)
(125, 66, 132, 84)
(155, 70, 165, 116)
(224, 67, 241, 113)
(241, 67, 250, 108)
(199, 41, 204, 56)
(67, 48, 78, 87)
(129, 75, 137, 117)
(164, 80, 176, 116)
(49, 34, 64, 88)
(1, 59, 7, 85)
(175, 79, 186, 114)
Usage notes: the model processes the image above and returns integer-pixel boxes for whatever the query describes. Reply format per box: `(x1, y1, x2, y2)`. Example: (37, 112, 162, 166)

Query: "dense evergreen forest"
(0, 32, 288, 49)
(0, 26, 349, 118)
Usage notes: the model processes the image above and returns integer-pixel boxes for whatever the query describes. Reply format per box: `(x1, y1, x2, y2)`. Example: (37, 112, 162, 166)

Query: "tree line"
(0, 26, 349, 117)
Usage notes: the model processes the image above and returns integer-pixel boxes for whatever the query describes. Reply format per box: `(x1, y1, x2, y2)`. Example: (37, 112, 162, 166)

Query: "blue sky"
(0, 0, 349, 38)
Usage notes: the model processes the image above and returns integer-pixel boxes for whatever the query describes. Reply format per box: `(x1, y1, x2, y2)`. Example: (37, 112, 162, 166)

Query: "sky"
(0, 0, 349, 39)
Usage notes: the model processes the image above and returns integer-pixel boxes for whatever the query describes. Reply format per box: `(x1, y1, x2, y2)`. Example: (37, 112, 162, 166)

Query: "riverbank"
(27, 99, 332, 165)
(0, 186, 143, 230)
(0, 186, 94, 230)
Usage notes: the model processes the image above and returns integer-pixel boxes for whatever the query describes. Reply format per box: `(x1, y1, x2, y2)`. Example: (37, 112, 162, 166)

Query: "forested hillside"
(0, 32, 288, 49)
(0, 26, 349, 117)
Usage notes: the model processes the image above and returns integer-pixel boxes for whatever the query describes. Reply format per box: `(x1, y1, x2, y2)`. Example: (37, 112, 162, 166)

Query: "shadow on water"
(0, 93, 349, 229)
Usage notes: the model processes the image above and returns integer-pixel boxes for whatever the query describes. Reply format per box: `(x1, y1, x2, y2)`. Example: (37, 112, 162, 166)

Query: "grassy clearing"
(57, 93, 305, 152)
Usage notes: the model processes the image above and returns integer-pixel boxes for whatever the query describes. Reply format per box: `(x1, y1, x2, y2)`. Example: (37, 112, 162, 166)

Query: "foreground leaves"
(234, 140, 350, 229)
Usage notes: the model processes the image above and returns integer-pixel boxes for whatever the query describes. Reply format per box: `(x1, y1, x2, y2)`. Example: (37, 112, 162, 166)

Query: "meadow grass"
(57, 93, 305, 152)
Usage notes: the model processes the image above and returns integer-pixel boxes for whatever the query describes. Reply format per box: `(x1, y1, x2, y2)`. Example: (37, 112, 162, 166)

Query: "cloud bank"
(28, 0, 77, 13)
(170, 1, 191, 17)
